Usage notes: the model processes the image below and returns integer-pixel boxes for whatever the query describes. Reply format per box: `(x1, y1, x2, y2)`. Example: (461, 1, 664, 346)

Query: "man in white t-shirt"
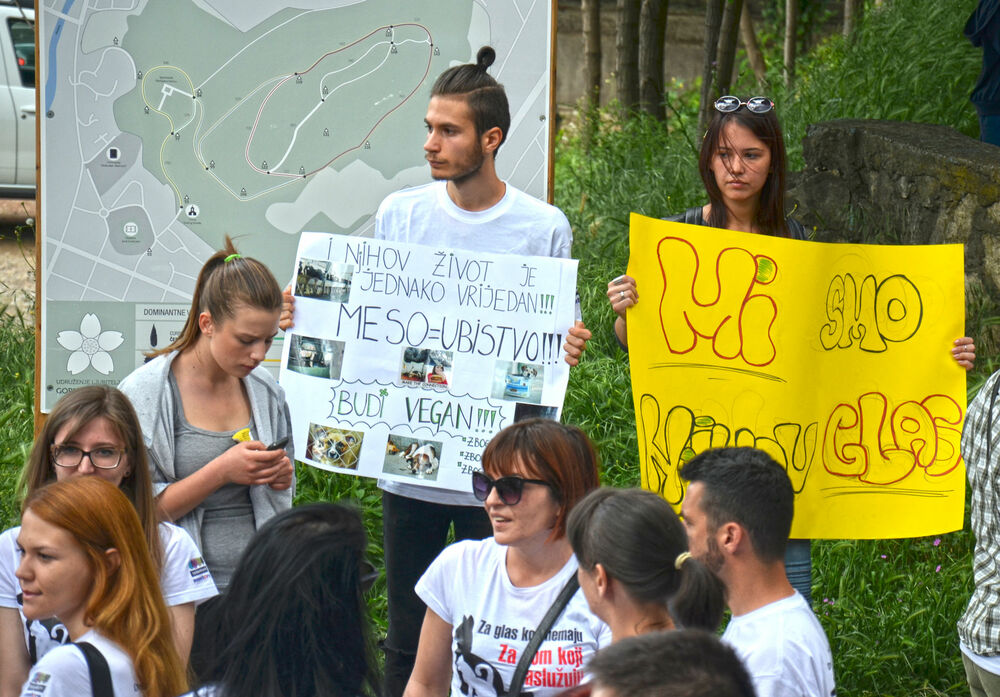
(281, 46, 590, 697)
(680, 447, 836, 697)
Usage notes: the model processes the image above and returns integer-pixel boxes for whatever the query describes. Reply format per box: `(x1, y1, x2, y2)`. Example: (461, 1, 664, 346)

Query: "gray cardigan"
(119, 351, 294, 550)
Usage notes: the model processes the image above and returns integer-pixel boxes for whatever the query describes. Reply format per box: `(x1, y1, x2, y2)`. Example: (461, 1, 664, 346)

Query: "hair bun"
(476, 46, 496, 71)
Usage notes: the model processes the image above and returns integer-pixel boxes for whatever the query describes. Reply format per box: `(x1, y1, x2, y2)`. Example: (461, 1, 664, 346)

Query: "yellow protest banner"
(627, 213, 966, 539)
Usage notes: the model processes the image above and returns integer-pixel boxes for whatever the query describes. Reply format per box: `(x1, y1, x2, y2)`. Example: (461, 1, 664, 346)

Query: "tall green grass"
(554, 0, 987, 694)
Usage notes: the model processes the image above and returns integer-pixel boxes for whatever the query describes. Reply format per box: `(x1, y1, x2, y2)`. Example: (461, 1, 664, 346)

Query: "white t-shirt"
(18, 630, 139, 697)
(0, 522, 218, 662)
(721, 591, 836, 697)
(416, 537, 610, 697)
(375, 180, 573, 506)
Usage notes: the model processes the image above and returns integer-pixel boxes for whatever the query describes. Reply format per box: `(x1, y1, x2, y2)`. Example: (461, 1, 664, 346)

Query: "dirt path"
(0, 198, 36, 319)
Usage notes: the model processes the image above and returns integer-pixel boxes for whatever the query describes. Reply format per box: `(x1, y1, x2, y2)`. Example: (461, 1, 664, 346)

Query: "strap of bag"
(987, 372, 1000, 469)
(75, 642, 115, 697)
(506, 573, 580, 697)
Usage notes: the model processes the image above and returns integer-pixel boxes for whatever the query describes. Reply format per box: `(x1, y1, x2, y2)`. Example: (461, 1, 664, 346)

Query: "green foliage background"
(0, 0, 990, 694)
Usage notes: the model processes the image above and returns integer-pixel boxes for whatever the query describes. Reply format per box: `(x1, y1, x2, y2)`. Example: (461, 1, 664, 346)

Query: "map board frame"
(33, 0, 559, 426)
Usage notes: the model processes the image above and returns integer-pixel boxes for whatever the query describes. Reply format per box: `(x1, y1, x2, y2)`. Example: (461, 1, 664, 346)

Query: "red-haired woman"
(405, 419, 610, 697)
(15, 477, 187, 697)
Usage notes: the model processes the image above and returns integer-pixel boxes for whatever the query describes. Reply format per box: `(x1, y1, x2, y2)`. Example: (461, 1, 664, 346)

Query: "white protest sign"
(279, 232, 578, 491)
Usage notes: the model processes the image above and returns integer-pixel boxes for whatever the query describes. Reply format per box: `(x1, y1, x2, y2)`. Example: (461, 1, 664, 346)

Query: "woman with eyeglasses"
(601, 95, 976, 604)
(0, 386, 217, 697)
(180, 503, 380, 697)
(15, 477, 187, 697)
(404, 418, 609, 697)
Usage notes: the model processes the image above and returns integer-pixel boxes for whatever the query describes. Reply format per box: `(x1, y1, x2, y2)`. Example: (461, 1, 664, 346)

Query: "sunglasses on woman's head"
(714, 95, 774, 114)
(471, 470, 550, 505)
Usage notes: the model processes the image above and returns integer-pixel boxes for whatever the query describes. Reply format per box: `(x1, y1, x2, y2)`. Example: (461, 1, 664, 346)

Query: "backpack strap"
(505, 573, 581, 697)
(74, 642, 115, 697)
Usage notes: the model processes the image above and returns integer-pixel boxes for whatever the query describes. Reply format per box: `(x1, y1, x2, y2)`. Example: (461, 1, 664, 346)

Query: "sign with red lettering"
(626, 214, 966, 539)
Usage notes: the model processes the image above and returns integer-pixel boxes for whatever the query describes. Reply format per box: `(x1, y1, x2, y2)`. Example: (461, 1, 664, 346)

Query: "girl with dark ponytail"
(567, 487, 725, 638)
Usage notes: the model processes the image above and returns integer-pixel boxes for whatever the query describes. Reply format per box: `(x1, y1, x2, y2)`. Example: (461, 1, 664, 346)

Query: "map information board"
(38, 0, 554, 411)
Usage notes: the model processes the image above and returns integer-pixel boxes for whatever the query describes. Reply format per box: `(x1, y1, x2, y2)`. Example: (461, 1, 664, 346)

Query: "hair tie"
(674, 551, 692, 570)
(224, 253, 242, 263)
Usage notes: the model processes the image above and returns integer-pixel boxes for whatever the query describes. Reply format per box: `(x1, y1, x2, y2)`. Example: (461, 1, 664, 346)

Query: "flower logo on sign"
(57, 313, 124, 375)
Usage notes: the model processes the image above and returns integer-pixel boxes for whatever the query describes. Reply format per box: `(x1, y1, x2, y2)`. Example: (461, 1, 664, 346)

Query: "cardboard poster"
(627, 214, 966, 539)
(280, 232, 578, 492)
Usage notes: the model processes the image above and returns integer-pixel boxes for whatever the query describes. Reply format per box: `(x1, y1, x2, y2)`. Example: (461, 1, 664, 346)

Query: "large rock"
(788, 120, 1000, 341)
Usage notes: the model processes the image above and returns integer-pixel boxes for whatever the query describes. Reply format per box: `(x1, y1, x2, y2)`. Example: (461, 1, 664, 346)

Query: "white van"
(0, 0, 34, 196)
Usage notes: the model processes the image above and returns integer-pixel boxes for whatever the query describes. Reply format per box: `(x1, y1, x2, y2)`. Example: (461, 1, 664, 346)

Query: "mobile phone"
(266, 436, 290, 451)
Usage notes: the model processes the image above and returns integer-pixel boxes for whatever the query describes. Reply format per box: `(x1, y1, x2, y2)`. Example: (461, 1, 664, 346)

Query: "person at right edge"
(280, 46, 592, 697)
(605, 94, 977, 606)
(959, 366, 1000, 697)
(966, 0, 1000, 147)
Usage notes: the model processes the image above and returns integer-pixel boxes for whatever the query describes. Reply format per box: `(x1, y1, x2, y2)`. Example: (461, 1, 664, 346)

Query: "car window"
(8, 18, 34, 88)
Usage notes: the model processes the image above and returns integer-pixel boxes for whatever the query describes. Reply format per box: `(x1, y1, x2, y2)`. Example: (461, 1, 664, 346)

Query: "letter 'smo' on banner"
(279, 232, 578, 493)
(626, 214, 966, 539)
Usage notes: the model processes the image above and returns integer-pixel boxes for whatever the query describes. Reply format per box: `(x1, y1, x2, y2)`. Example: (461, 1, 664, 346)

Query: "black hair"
(588, 629, 756, 697)
(567, 488, 725, 631)
(202, 503, 379, 697)
(431, 46, 510, 155)
(698, 96, 791, 237)
(681, 447, 794, 562)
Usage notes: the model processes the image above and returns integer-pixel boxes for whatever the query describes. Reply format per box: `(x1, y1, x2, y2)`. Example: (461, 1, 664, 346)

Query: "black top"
(966, 0, 1000, 116)
(665, 206, 808, 240)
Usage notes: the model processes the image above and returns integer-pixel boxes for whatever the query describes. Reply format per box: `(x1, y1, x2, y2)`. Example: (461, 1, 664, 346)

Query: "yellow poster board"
(627, 214, 966, 539)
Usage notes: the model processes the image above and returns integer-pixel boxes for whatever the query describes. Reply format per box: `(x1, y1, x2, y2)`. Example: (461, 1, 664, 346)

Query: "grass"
(0, 0, 992, 693)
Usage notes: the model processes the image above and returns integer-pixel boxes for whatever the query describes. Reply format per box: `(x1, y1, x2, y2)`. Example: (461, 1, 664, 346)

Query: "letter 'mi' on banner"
(279, 232, 578, 494)
(627, 213, 966, 539)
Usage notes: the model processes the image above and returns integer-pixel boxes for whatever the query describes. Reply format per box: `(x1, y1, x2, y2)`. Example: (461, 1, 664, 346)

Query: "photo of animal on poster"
(294, 258, 353, 302)
(384, 434, 444, 480)
(491, 361, 545, 404)
(286, 334, 345, 380)
(305, 423, 363, 470)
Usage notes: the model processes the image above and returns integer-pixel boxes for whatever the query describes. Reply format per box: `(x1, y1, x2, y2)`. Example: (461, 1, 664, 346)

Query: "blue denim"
(981, 114, 1000, 148)
(785, 538, 812, 606)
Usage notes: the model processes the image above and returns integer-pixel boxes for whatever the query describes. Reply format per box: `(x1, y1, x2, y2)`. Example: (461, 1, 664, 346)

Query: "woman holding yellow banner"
(599, 95, 977, 606)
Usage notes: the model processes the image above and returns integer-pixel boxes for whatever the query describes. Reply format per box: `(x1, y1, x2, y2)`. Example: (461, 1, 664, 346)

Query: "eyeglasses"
(714, 95, 774, 114)
(50, 444, 124, 470)
(471, 470, 551, 505)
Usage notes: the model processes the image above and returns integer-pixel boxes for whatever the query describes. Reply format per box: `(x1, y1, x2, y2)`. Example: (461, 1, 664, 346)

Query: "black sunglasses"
(471, 470, 551, 505)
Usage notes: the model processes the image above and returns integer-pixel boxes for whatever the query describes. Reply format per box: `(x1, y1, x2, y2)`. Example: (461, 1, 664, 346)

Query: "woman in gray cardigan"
(119, 236, 293, 675)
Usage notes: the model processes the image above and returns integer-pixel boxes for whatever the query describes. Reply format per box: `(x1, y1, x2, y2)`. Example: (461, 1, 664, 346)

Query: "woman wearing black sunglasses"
(599, 95, 976, 606)
(404, 418, 608, 697)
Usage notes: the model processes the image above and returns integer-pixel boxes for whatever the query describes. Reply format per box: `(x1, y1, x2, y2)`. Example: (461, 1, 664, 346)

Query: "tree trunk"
(843, 0, 855, 37)
(697, 0, 725, 132)
(616, 0, 641, 111)
(582, 0, 602, 149)
(715, 0, 744, 96)
(638, 0, 669, 119)
(740, 0, 766, 85)
(783, 0, 798, 87)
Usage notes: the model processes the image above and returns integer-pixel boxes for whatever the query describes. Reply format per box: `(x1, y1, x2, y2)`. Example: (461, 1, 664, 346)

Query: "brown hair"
(24, 478, 187, 697)
(20, 386, 162, 570)
(150, 235, 282, 357)
(480, 418, 599, 539)
(431, 46, 510, 155)
(698, 97, 791, 237)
